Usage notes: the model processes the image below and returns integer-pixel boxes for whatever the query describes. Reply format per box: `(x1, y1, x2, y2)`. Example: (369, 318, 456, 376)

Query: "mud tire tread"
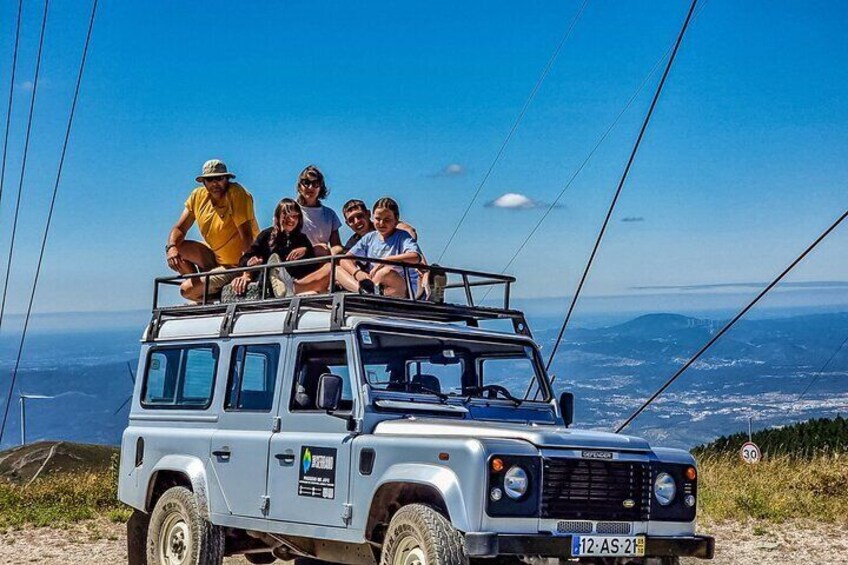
(146, 486, 224, 565)
(379, 503, 467, 565)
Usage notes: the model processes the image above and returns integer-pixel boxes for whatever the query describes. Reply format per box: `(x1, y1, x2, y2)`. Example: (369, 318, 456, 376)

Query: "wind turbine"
(19, 393, 55, 446)
(113, 362, 136, 416)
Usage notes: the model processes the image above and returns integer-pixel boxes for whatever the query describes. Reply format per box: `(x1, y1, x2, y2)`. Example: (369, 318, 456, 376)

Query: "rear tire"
(380, 503, 467, 565)
(146, 486, 224, 565)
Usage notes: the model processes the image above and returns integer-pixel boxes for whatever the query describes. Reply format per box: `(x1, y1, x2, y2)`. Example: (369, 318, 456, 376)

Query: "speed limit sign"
(740, 441, 761, 464)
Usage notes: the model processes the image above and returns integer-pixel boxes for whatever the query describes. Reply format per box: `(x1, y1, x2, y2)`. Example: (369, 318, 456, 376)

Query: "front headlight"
(654, 472, 677, 506)
(504, 465, 529, 500)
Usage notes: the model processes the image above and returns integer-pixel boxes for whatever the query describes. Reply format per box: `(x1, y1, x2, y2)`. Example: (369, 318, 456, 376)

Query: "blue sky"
(0, 0, 846, 319)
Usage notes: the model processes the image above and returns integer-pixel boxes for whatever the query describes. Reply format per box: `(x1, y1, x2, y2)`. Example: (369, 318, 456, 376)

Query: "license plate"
(572, 535, 645, 557)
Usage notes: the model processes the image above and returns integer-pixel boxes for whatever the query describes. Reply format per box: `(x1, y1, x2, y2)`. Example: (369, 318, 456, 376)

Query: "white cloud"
(485, 192, 543, 209)
(429, 163, 467, 177)
(18, 80, 34, 92)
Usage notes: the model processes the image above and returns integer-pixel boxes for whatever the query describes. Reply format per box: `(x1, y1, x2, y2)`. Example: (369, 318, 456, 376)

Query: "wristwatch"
(165, 243, 176, 251)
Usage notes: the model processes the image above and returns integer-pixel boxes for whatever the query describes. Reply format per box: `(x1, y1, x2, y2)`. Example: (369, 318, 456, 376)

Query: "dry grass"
(3, 450, 847, 528)
(0, 456, 126, 529)
(696, 452, 848, 523)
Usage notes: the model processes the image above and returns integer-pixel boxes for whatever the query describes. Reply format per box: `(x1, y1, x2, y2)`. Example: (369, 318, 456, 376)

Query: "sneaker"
(431, 267, 447, 304)
(358, 279, 376, 295)
(272, 267, 295, 297)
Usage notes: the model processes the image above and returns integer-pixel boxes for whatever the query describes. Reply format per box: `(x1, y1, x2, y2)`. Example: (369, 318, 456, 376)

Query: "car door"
(266, 334, 356, 526)
(209, 341, 284, 518)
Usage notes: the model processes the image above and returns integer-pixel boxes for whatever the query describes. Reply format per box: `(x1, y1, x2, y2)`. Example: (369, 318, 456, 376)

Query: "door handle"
(274, 453, 295, 464)
(212, 448, 231, 459)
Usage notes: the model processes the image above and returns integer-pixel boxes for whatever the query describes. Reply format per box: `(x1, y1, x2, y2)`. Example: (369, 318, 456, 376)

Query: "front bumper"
(464, 533, 715, 560)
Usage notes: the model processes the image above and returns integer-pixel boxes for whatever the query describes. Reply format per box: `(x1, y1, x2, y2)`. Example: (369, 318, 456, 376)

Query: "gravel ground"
(0, 519, 845, 564)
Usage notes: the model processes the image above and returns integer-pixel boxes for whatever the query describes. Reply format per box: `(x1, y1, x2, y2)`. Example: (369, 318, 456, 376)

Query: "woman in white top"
(295, 165, 343, 256)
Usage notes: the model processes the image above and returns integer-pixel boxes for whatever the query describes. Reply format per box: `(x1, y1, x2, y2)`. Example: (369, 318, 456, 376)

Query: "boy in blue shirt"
(339, 198, 422, 297)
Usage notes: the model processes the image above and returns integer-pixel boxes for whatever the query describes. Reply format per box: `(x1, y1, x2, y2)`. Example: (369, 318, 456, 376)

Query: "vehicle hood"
(373, 419, 651, 452)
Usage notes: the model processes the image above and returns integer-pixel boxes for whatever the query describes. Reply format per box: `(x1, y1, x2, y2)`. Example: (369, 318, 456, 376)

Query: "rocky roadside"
(0, 518, 845, 564)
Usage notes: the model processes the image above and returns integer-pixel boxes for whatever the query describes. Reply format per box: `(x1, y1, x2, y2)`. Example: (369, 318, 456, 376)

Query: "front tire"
(380, 504, 467, 565)
(146, 486, 224, 565)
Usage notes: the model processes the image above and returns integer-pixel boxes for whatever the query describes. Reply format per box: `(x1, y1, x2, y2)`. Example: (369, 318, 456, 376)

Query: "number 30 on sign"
(740, 441, 761, 464)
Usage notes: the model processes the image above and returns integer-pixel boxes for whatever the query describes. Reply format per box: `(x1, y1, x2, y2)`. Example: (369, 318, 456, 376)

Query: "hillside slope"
(0, 441, 117, 485)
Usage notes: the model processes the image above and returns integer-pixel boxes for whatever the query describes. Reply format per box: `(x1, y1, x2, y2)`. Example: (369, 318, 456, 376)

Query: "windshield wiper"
(463, 385, 523, 406)
(409, 384, 450, 404)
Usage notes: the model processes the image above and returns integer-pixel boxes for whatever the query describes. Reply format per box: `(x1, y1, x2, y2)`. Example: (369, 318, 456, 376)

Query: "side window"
(225, 344, 280, 412)
(290, 341, 353, 412)
(142, 345, 218, 409)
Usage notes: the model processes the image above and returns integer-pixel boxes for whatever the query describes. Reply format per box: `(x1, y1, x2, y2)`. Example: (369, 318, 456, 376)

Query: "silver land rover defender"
(119, 259, 714, 565)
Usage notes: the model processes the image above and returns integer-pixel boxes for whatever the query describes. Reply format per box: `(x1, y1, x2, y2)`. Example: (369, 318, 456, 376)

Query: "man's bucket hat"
(196, 159, 236, 182)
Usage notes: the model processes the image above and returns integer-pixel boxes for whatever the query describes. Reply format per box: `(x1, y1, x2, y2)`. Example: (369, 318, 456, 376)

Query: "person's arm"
(384, 251, 421, 264)
(384, 234, 422, 264)
(342, 238, 369, 277)
(166, 208, 195, 269)
(398, 221, 418, 240)
(328, 229, 344, 255)
(231, 186, 259, 254)
(237, 221, 255, 254)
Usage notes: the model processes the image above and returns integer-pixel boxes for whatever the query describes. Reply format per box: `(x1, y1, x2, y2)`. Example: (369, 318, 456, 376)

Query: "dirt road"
(0, 519, 844, 564)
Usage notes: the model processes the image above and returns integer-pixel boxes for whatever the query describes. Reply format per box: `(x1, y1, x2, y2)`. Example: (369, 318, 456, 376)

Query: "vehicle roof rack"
(147, 256, 531, 341)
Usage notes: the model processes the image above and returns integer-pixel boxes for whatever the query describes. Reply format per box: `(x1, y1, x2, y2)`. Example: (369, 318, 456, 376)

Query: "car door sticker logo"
(299, 446, 337, 499)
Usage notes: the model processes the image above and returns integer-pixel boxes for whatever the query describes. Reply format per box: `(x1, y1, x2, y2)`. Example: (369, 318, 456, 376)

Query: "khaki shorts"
(198, 266, 238, 296)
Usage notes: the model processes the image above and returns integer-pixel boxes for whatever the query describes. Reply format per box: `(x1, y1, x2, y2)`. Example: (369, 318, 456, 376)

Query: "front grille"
(556, 521, 593, 534)
(596, 522, 632, 535)
(541, 458, 650, 521)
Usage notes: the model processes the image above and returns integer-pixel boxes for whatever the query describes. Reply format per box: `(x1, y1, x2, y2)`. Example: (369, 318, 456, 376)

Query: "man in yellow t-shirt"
(166, 159, 260, 300)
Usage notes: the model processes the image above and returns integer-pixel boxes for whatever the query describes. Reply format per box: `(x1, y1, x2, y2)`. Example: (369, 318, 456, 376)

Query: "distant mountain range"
(540, 312, 848, 447)
(0, 310, 846, 451)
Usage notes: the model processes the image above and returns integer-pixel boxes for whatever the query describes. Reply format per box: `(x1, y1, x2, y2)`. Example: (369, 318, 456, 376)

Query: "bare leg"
(173, 241, 218, 299)
(170, 240, 216, 274)
(294, 265, 331, 294)
(312, 244, 331, 257)
(296, 262, 331, 287)
(335, 257, 365, 292)
(372, 267, 408, 298)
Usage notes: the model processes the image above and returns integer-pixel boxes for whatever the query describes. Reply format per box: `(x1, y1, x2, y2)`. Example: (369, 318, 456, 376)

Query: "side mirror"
(559, 392, 574, 428)
(316, 373, 343, 412)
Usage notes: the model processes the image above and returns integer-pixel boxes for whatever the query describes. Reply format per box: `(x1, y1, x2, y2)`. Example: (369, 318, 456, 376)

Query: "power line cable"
(793, 333, 848, 408)
(545, 0, 699, 371)
(0, 0, 50, 336)
(0, 0, 24, 205)
(436, 0, 590, 264)
(0, 0, 98, 445)
(480, 1, 712, 307)
(615, 207, 848, 433)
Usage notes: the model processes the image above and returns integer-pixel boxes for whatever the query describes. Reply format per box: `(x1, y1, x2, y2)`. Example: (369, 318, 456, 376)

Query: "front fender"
(147, 455, 211, 519)
(374, 463, 475, 532)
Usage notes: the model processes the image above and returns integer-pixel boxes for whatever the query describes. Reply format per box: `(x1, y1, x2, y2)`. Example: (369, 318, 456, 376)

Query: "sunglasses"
(300, 179, 321, 189)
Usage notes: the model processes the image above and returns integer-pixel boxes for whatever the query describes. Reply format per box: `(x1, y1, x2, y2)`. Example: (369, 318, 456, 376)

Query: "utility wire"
(481, 47, 671, 307)
(0, 0, 98, 445)
(0, 0, 49, 336)
(545, 0, 699, 372)
(480, 0, 712, 307)
(793, 334, 848, 408)
(436, 0, 590, 264)
(0, 0, 24, 205)
(615, 208, 848, 434)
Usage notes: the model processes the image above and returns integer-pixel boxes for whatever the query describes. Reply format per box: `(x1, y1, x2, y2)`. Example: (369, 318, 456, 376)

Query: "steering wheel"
(468, 384, 514, 401)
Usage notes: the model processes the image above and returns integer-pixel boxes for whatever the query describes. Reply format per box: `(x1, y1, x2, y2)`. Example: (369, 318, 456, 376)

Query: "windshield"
(358, 327, 550, 402)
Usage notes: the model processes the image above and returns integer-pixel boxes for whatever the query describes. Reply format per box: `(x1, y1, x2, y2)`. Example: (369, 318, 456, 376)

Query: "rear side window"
(142, 345, 218, 409)
(225, 344, 280, 411)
